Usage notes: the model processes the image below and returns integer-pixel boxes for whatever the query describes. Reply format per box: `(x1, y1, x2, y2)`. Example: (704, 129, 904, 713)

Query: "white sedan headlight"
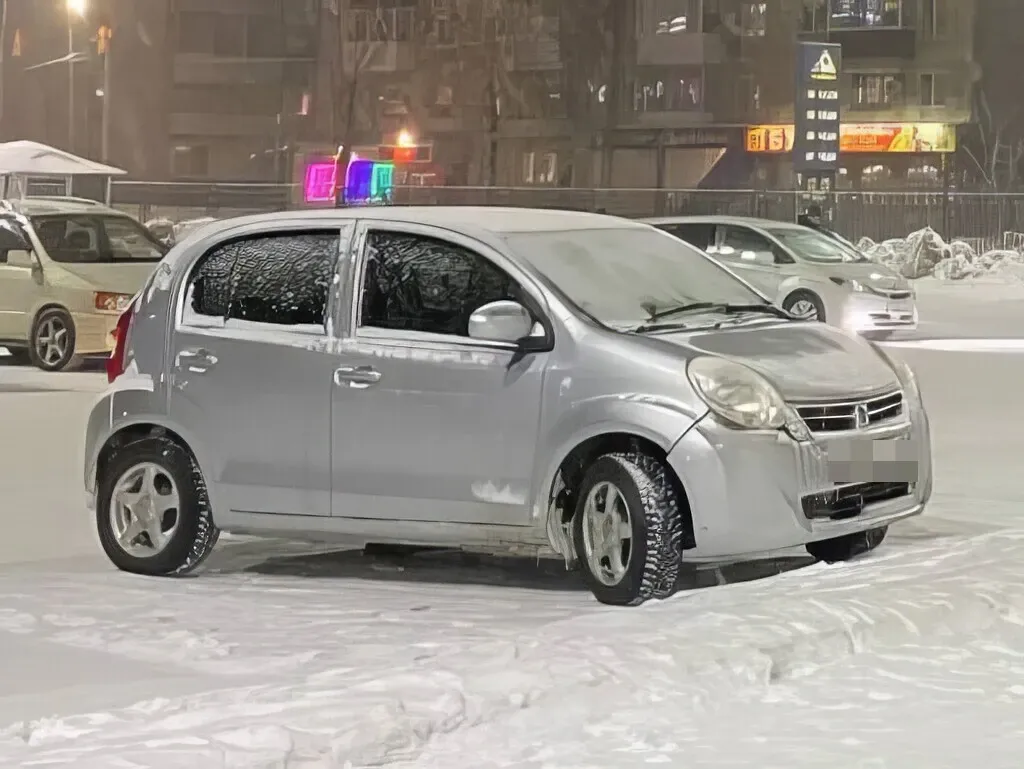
(686, 356, 786, 430)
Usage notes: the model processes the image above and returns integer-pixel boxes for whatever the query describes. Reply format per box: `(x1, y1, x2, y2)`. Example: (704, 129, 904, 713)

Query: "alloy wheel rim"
(35, 317, 68, 366)
(581, 481, 633, 586)
(789, 299, 819, 320)
(109, 462, 181, 557)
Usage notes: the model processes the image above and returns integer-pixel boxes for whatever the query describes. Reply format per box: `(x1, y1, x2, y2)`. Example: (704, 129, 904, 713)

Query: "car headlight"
(686, 356, 786, 430)
(829, 276, 865, 292)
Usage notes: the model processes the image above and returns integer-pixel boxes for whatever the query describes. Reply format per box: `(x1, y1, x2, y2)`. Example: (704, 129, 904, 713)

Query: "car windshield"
(31, 214, 168, 263)
(765, 227, 868, 264)
(505, 227, 766, 328)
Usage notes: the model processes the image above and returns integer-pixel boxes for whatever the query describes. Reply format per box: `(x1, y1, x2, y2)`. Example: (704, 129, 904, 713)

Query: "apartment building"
(166, 0, 318, 180)
(319, 0, 975, 191)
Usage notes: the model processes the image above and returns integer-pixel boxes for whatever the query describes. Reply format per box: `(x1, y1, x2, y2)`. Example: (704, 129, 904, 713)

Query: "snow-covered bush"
(857, 227, 1024, 281)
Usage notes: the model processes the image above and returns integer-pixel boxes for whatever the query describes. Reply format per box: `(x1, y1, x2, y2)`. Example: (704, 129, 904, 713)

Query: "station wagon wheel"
(782, 290, 826, 323)
(96, 436, 220, 577)
(573, 452, 688, 606)
(28, 307, 83, 372)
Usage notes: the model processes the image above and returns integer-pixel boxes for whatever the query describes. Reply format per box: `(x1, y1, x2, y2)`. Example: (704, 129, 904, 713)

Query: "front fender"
(531, 393, 706, 521)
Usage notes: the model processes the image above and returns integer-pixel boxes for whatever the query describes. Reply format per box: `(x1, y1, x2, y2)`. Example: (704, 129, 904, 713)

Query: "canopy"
(0, 140, 126, 176)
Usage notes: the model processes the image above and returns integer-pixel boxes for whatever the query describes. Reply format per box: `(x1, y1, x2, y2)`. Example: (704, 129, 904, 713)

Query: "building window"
(919, 73, 947, 106)
(801, 0, 828, 32)
(246, 15, 281, 58)
(636, 0, 700, 35)
(632, 67, 703, 112)
(829, 0, 903, 28)
(212, 14, 245, 56)
(741, 3, 767, 36)
(345, 8, 415, 42)
(852, 73, 904, 108)
(522, 151, 557, 185)
(171, 145, 209, 178)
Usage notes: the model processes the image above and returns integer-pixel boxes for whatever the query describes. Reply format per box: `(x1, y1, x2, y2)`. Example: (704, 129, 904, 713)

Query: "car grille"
(876, 289, 912, 300)
(794, 390, 903, 433)
(802, 482, 912, 520)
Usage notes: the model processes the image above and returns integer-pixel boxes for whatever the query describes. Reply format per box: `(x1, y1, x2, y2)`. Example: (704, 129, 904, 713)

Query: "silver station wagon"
(646, 215, 918, 340)
(84, 208, 932, 606)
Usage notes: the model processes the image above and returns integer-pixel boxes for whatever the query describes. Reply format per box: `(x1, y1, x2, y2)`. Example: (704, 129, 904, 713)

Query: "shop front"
(745, 123, 957, 189)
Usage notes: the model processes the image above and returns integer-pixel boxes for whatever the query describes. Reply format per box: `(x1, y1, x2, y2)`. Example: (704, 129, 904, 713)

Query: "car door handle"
(176, 348, 218, 371)
(334, 365, 381, 388)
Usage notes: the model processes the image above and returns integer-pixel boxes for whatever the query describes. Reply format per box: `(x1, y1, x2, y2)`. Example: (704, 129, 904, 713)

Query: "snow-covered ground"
(2, 281, 1024, 767)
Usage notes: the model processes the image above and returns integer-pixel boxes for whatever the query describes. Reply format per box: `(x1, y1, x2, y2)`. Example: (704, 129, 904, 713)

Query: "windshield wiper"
(633, 302, 793, 333)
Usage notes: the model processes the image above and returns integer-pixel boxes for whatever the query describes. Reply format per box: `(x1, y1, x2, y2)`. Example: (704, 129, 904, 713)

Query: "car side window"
(358, 231, 518, 337)
(661, 223, 714, 251)
(185, 230, 339, 328)
(714, 226, 782, 265)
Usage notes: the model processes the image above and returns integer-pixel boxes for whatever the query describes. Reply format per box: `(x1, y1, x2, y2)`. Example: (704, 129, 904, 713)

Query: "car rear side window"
(186, 231, 339, 328)
(359, 231, 517, 337)
(660, 222, 714, 250)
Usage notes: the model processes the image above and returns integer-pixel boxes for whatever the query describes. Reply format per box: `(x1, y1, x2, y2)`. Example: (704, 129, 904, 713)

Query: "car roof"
(642, 215, 806, 231)
(189, 206, 647, 241)
(2, 196, 128, 217)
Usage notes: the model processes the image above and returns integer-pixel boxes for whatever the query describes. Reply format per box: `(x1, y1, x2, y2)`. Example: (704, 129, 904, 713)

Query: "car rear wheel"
(28, 307, 83, 372)
(783, 290, 826, 323)
(806, 526, 887, 563)
(96, 436, 220, 576)
(573, 452, 688, 606)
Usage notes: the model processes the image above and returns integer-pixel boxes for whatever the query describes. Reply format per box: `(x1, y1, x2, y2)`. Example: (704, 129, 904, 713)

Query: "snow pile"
(857, 227, 1024, 281)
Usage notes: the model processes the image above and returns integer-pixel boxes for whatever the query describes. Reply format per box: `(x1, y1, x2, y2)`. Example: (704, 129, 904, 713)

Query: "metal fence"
(109, 181, 1024, 247)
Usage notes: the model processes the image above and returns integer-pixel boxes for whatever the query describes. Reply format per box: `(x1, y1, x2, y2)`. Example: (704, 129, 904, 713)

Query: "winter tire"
(573, 452, 688, 606)
(783, 290, 826, 323)
(806, 525, 888, 563)
(97, 436, 220, 577)
(29, 307, 83, 372)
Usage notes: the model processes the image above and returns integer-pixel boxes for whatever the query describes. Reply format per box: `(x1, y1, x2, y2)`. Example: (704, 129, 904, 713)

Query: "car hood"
(824, 261, 910, 291)
(54, 262, 156, 294)
(653, 320, 899, 401)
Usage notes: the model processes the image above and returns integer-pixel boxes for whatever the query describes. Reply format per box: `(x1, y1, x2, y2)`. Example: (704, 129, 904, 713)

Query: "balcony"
(635, 32, 725, 67)
(168, 113, 281, 138)
(341, 42, 416, 74)
(501, 35, 561, 71)
(173, 55, 314, 86)
(826, 0, 917, 57)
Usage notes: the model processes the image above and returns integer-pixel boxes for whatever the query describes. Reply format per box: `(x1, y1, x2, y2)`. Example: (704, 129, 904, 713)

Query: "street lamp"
(66, 0, 87, 152)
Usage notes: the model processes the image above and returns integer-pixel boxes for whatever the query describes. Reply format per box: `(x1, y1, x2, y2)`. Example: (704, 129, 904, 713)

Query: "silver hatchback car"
(85, 207, 931, 606)
(646, 215, 918, 339)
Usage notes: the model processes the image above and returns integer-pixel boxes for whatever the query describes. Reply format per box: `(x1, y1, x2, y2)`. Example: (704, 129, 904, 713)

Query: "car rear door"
(167, 224, 353, 517)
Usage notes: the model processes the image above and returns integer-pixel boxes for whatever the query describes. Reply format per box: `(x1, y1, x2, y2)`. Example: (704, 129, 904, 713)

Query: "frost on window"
(189, 231, 338, 327)
(360, 232, 517, 337)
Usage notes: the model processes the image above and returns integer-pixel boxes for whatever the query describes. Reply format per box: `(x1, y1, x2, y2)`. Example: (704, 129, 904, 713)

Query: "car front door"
(712, 224, 791, 296)
(329, 222, 549, 526)
(167, 225, 353, 517)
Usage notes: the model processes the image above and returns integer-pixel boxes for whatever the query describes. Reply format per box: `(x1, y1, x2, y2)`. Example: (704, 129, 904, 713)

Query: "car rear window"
(31, 214, 168, 263)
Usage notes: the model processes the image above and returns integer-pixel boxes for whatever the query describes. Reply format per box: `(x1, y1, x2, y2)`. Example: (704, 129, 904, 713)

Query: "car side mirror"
(468, 300, 533, 344)
(0, 220, 30, 252)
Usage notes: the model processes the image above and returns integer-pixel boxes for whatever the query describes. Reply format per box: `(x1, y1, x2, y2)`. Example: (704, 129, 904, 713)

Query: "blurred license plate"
(827, 438, 918, 483)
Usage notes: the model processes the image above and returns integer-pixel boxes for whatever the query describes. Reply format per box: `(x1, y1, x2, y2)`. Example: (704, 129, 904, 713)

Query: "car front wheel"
(783, 290, 826, 323)
(573, 452, 687, 606)
(806, 526, 888, 563)
(96, 436, 220, 576)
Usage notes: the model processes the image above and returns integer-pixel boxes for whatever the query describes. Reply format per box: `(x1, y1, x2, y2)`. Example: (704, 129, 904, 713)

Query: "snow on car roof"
(642, 214, 807, 230)
(195, 206, 647, 239)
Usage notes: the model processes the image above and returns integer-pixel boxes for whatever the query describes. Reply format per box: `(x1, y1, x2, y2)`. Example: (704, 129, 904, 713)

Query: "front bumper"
(839, 291, 918, 334)
(668, 399, 931, 562)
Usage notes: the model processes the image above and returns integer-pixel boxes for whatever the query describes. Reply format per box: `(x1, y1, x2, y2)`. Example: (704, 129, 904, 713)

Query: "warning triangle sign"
(810, 50, 837, 80)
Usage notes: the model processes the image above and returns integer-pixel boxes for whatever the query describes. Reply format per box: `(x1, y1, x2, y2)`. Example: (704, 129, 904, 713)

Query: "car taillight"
(95, 292, 133, 312)
(106, 299, 137, 383)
